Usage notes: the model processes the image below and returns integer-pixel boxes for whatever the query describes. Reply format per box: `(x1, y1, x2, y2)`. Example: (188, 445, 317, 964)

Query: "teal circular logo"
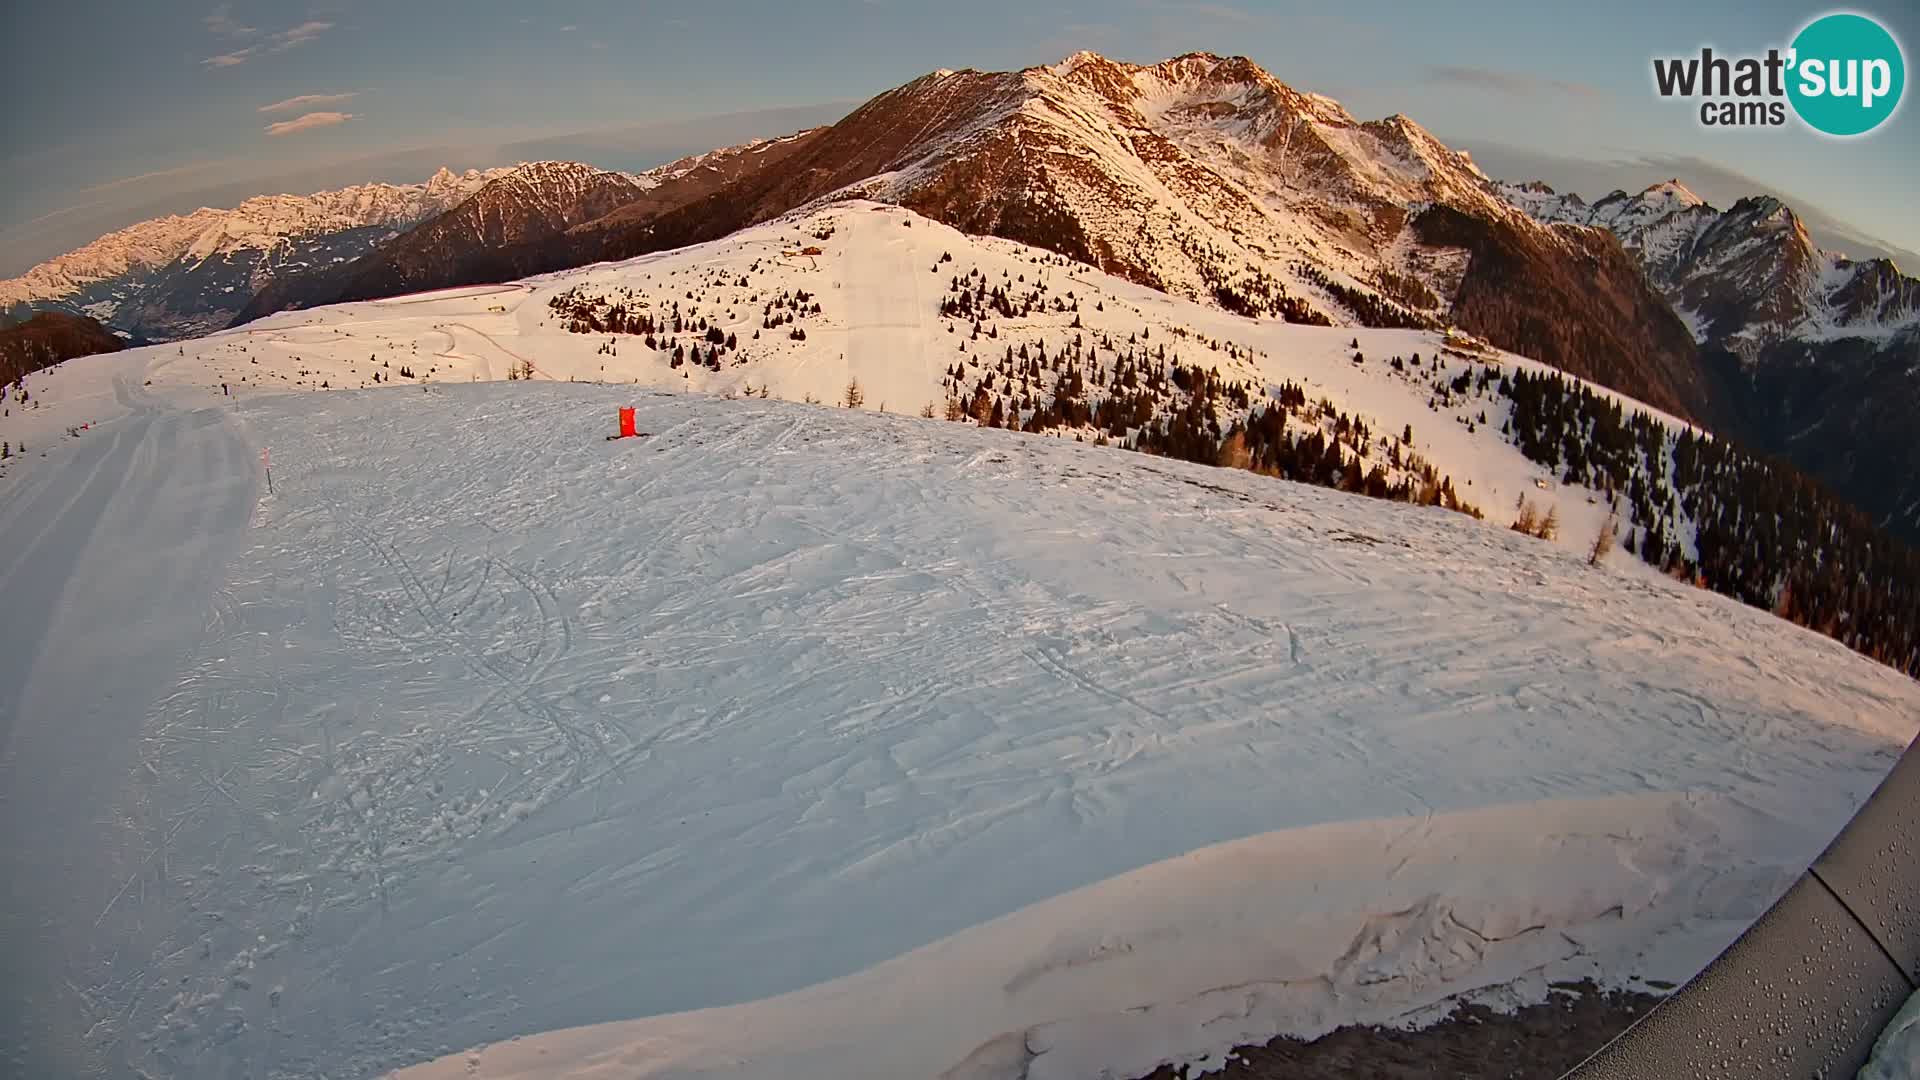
(1787, 12, 1905, 136)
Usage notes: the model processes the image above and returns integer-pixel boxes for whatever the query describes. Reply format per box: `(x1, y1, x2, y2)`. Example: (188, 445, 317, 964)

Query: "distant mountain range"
(1501, 178, 1919, 353)
(236, 52, 1716, 429)
(1502, 178, 1920, 540)
(232, 139, 813, 322)
(0, 168, 506, 340)
(235, 161, 650, 320)
(7, 50, 1917, 539)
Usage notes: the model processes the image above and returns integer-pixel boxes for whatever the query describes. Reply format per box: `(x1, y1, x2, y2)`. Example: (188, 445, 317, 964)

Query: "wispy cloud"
(204, 17, 334, 67)
(272, 20, 333, 51)
(8, 161, 228, 230)
(264, 111, 357, 137)
(204, 4, 256, 37)
(560, 24, 578, 32)
(203, 48, 257, 68)
(259, 92, 359, 114)
(1427, 65, 1604, 101)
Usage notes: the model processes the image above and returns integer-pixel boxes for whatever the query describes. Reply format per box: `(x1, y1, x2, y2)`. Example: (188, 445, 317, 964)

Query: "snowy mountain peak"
(1022, 50, 1350, 130)
(1730, 195, 1809, 243)
(1005, 48, 1502, 213)
(472, 161, 640, 216)
(423, 166, 494, 202)
(1146, 51, 1273, 90)
(509, 48, 1704, 422)
(1048, 49, 1114, 76)
(1638, 178, 1705, 207)
(236, 161, 650, 313)
(0, 167, 509, 338)
(1503, 175, 1917, 352)
(500, 160, 607, 181)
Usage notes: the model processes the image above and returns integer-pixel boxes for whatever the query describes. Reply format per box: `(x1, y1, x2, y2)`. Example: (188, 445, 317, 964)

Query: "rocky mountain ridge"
(0, 167, 507, 340)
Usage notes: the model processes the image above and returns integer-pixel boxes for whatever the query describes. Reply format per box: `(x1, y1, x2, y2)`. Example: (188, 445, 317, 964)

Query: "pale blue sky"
(2, 0, 1915, 272)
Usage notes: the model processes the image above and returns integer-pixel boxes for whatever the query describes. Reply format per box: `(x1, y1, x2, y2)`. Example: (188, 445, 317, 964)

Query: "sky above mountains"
(2, 0, 1916, 274)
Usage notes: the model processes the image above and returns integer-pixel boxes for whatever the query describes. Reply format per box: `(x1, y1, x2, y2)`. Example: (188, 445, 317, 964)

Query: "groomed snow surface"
(1, 204, 1917, 1080)
(1, 376, 1914, 1079)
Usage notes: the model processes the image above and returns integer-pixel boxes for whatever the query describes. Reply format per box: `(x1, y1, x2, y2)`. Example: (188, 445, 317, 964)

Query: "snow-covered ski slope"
(0, 202, 1915, 1080)
(134, 200, 1691, 560)
(23, 381, 1920, 1080)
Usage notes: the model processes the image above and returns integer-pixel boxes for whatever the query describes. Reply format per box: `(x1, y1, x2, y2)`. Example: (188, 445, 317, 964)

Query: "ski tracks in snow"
(0, 363, 258, 1080)
(42, 383, 1920, 1080)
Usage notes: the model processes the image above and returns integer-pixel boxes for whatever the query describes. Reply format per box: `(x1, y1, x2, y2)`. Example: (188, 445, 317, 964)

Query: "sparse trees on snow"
(1216, 430, 1251, 470)
(1589, 506, 1619, 566)
(1511, 497, 1559, 541)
